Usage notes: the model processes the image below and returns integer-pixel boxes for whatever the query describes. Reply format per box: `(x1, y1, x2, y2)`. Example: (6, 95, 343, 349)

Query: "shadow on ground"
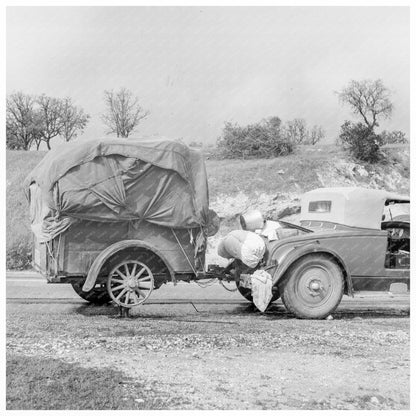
(73, 300, 409, 321)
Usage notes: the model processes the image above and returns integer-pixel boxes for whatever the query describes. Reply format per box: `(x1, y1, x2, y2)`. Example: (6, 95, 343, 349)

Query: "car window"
(382, 203, 409, 222)
(308, 200, 332, 213)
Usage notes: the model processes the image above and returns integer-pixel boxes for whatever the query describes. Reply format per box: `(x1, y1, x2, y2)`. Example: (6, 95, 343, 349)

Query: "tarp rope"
(219, 280, 238, 292)
(170, 228, 198, 276)
(170, 228, 217, 288)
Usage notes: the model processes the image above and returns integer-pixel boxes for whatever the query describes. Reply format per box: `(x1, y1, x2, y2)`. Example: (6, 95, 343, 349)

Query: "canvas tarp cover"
(24, 138, 212, 242)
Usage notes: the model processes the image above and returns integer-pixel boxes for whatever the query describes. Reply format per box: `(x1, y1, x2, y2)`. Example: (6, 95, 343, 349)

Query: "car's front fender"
(269, 240, 353, 296)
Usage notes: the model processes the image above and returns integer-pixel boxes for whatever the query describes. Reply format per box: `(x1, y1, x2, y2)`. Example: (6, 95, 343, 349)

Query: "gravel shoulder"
(6, 299, 410, 410)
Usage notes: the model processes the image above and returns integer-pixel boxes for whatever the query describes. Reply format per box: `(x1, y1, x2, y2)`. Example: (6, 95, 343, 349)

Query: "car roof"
(300, 187, 409, 230)
(306, 187, 409, 203)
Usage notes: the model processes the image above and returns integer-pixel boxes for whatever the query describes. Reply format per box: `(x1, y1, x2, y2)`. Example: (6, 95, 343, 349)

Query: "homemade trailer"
(25, 138, 227, 308)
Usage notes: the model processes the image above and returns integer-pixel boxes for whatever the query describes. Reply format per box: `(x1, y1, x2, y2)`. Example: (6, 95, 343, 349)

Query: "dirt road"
(6, 276, 410, 410)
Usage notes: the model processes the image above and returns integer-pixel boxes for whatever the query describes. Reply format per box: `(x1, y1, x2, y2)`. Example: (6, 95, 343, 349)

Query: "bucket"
(240, 210, 264, 231)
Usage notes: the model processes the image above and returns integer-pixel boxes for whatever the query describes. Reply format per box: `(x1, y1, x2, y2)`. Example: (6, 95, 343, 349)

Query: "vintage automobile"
(25, 138, 409, 319)
(237, 187, 410, 318)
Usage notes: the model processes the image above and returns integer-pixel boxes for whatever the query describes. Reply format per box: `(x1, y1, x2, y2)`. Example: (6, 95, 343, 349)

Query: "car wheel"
(236, 281, 280, 303)
(71, 281, 112, 305)
(281, 254, 344, 319)
(107, 259, 154, 308)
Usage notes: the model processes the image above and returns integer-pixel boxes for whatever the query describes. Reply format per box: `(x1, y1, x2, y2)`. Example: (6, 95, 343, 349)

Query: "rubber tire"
(71, 281, 112, 305)
(281, 254, 344, 319)
(236, 282, 280, 303)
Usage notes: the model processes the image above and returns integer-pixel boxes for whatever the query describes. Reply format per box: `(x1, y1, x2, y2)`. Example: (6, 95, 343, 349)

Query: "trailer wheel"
(107, 260, 154, 308)
(71, 281, 111, 305)
(236, 282, 280, 303)
(281, 254, 344, 319)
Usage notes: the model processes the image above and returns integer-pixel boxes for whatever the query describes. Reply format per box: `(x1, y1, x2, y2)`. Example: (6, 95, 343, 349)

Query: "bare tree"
(6, 92, 41, 150)
(7, 92, 90, 150)
(60, 97, 90, 142)
(30, 111, 44, 150)
(284, 118, 308, 144)
(337, 79, 393, 129)
(36, 95, 65, 150)
(309, 125, 325, 145)
(101, 88, 149, 138)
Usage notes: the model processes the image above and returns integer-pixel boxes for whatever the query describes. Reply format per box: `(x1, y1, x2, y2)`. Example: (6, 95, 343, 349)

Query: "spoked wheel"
(107, 260, 154, 308)
(281, 254, 344, 319)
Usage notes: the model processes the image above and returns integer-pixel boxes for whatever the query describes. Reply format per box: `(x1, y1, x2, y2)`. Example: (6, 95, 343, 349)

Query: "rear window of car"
(308, 200, 332, 213)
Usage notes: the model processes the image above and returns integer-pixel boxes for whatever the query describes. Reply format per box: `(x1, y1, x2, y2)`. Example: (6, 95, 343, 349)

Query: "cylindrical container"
(239, 210, 264, 231)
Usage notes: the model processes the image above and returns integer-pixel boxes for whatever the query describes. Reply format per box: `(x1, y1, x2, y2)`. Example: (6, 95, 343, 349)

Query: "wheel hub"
(301, 268, 330, 299)
(307, 278, 325, 298)
(127, 278, 137, 289)
(309, 280, 321, 291)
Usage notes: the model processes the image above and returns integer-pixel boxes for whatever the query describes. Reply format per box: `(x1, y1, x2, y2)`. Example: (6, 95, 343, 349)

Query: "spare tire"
(236, 281, 280, 303)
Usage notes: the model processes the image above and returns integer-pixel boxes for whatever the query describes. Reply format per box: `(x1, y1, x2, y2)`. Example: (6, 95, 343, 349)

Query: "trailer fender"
(82, 239, 174, 292)
(270, 242, 353, 296)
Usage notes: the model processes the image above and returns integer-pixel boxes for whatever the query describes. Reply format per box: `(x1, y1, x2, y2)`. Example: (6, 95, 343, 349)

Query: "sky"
(6, 6, 410, 145)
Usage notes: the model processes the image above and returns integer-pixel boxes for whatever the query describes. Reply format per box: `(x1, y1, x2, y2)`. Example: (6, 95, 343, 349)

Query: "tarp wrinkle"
(141, 173, 174, 219)
(24, 138, 216, 242)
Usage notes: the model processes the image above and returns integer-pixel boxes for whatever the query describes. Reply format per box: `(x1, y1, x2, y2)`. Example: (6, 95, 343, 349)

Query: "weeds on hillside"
(7, 150, 45, 269)
(7, 241, 32, 270)
(216, 119, 294, 159)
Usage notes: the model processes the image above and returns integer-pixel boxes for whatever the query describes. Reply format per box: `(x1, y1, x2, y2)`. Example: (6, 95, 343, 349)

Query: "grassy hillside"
(6, 145, 410, 269)
(7, 151, 46, 269)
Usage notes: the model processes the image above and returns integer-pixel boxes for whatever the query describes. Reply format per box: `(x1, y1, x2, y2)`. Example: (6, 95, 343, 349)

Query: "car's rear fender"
(269, 241, 353, 296)
(82, 239, 174, 292)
